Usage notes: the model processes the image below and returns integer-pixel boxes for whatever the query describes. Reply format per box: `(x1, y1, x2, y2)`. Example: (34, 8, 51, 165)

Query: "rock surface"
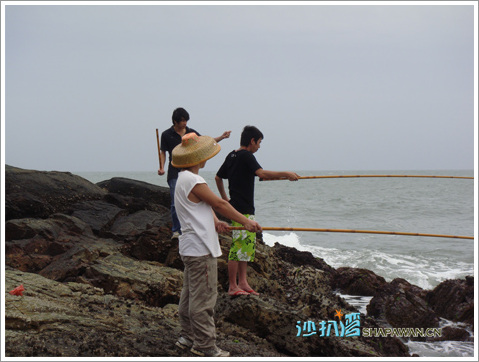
(4, 166, 473, 357)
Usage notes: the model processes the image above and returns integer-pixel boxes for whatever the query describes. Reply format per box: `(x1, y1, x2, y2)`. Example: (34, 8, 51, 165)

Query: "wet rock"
(367, 278, 439, 329)
(332, 267, 388, 296)
(430, 326, 472, 342)
(425, 277, 474, 326)
(272, 243, 336, 274)
(215, 293, 408, 357)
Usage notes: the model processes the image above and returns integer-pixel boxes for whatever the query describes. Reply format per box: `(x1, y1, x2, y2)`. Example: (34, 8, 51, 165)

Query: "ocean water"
(76, 169, 476, 357)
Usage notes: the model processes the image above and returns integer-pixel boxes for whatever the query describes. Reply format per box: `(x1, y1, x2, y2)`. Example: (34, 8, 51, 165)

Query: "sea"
(75, 169, 476, 358)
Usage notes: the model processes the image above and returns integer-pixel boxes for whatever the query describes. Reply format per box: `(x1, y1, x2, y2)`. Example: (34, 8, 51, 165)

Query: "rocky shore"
(4, 165, 474, 357)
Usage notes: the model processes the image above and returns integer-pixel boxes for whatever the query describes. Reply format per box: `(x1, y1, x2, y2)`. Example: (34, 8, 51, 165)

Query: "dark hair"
(240, 126, 264, 147)
(172, 108, 190, 124)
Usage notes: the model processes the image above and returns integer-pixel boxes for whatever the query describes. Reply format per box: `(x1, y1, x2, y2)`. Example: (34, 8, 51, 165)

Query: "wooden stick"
(156, 129, 161, 168)
(260, 175, 473, 181)
(228, 226, 474, 240)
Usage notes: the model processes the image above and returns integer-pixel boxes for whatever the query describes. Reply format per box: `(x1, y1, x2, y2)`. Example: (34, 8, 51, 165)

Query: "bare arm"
(256, 169, 300, 181)
(158, 150, 167, 176)
(214, 131, 231, 143)
(215, 175, 229, 201)
(190, 183, 261, 233)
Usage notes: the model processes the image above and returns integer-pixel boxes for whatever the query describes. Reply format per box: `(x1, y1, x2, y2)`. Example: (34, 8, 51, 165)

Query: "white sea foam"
(406, 340, 474, 358)
(264, 231, 473, 290)
(336, 293, 372, 315)
(263, 232, 308, 251)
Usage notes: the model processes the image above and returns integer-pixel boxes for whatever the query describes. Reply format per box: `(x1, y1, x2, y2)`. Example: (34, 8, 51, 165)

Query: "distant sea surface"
(75, 169, 475, 357)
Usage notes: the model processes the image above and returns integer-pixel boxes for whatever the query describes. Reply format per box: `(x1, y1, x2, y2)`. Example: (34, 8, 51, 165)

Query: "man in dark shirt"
(158, 107, 231, 239)
(215, 125, 299, 296)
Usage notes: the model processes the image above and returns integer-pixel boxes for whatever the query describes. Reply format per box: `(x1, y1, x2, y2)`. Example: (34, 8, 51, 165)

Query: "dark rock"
(431, 326, 472, 342)
(332, 267, 387, 296)
(108, 210, 170, 240)
(215, 294, 409, 357)
(6, 214, 93, 242)
(97, 177, 171, 209)
(272, 243, 336, 274)
(5, 214, 96, 273)
(425, 277, 474, 326)
(104, 192, 170, 215)
(367, 278, 439, 329)
(38, 238, 118, 282)
(5, 166, 470, 357)
(69, 200, 127, 235)
(121, 228, 181, 267)
(5, 165, 106, 221)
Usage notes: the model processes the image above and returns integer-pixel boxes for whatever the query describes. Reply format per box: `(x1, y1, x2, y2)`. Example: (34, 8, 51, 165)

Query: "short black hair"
(240, 126, 264, 147)
(172, 107, 190, 124)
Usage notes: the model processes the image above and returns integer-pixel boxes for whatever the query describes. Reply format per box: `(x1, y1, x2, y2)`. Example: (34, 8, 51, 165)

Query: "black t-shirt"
(160, 126, 200, 181)
(216, 149, 262, 215)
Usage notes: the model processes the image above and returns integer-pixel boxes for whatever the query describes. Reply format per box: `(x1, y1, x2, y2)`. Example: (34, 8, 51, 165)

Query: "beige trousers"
(178, 254, 218, 350)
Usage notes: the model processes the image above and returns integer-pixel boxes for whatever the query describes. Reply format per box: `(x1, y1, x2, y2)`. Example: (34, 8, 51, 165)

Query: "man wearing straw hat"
(171, 132, 261, 357)
(215, 125, 299, 297)
(158, 107, 231, 240)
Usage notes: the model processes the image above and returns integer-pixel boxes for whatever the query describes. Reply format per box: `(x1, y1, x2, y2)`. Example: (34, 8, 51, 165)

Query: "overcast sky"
(2, 2, 476, 173)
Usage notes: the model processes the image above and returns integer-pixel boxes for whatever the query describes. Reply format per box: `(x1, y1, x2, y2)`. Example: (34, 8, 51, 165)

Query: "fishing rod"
(228, 226, 474, 240)
(260, 175, 473, 181)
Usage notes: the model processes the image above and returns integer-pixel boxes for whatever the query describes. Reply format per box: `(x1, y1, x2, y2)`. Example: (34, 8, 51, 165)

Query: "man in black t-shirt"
(158, 107, 231, 239)
(216, 126, 299, 296)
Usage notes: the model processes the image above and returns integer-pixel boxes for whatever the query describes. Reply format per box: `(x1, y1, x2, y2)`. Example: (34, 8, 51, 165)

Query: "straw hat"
(172, 133, 221, 168)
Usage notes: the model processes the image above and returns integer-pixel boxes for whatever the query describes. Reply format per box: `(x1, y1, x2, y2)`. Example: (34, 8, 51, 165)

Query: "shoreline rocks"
(4, 165, 474, 357)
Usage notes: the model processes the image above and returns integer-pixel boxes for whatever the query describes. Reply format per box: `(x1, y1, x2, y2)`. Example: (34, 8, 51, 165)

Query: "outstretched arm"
(214, 131, 232, 143)
(256, 169, 300, 181)
(190, 183, 261, 233)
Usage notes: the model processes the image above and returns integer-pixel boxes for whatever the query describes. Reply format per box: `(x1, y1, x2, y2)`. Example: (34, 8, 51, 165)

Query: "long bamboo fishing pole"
(260, 175, 473, 181)
(156, 129, 161, 168)
(228, 226, 474, 240)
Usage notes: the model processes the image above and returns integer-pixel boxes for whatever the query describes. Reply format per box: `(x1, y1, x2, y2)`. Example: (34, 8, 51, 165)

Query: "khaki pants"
(179, 254, 218, 350)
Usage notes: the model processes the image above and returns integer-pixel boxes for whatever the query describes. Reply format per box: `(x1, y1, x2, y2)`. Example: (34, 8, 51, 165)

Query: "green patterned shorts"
(229, 215, 256, 262)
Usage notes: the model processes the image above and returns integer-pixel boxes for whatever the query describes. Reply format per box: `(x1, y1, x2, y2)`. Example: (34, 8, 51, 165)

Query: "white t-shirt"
(174, 170, 222, 258)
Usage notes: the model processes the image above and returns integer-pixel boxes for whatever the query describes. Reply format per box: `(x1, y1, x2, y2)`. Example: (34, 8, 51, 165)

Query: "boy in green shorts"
(215, 126, 299, 296)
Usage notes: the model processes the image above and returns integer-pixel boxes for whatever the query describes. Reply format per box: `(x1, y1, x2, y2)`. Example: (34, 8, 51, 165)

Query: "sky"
(2, 1, 477, 173)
